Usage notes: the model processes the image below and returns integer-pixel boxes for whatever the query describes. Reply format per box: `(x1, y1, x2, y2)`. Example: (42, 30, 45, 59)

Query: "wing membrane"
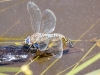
(40, 9, 56, 33)
(27, 1, 41, 33)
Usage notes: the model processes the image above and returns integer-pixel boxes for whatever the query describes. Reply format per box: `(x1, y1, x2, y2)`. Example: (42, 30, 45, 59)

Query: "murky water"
(0, 0, 100, 75)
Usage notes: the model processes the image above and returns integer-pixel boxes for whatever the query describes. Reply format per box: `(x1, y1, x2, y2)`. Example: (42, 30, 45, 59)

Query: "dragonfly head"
(25, 36, 31, 45)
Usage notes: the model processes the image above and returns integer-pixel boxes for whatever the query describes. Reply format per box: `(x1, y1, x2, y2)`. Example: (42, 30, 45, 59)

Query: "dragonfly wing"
(40, 9, 56, 33)
(38, 40, 49, 51)
(48, 36, 63, 58)
(27, 1, 41, 33)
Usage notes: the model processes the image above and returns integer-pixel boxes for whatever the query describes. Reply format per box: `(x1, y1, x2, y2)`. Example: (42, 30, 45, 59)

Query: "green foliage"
(66, 53, 100, 75)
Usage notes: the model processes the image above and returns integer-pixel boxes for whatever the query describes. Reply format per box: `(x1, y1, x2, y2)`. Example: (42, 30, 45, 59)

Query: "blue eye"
(25, 36, 31, 45)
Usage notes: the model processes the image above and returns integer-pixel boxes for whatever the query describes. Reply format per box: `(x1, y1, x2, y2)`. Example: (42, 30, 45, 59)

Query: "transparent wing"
(38, 39, 49, 51)
(27, 1, 41, 33)
(47, 35, 63, 58)
(40, 9, 56, 33)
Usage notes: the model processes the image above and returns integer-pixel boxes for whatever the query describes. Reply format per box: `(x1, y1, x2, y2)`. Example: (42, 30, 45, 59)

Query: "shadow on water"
(63, 47, 84, 55)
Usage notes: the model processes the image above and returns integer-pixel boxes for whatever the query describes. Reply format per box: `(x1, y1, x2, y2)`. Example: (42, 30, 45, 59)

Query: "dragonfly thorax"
(30, 33, 65, 43)
(25, 33, 65, 45)
(30, 33, 44, 43)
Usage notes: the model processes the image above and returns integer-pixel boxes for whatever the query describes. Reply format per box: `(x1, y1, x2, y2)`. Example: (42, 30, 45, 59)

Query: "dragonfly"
(0, 1, 81, 64)
(24, 1, 74, 58)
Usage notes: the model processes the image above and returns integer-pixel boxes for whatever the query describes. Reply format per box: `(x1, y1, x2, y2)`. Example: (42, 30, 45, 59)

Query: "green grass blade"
(0, 67, 20, 72)
(85, 69, 100, 75)
(66, 53, 100, 75)
(0, 73, 8, 75)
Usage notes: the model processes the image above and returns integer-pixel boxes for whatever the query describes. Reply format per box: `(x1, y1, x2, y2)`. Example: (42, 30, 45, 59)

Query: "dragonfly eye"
(25, 36, 31, 45)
